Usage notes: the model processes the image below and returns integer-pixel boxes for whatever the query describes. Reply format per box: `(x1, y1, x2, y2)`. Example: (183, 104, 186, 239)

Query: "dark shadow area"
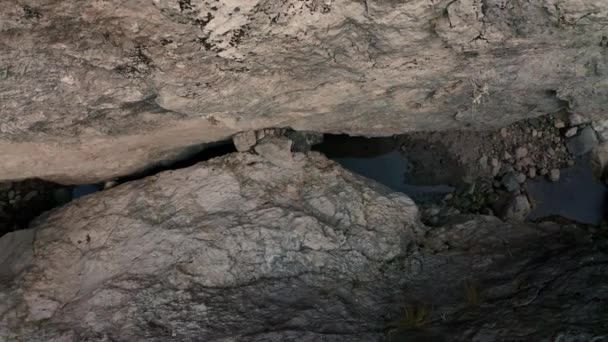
(526, 155, 608, 226)
(315, 133, 608, 227)
(0, 180, 69, 237)
(116, 140, 237, 183)
(313, 134, 455, 204)
(0, 141, 237, 238)
(3, 130, 607, 239)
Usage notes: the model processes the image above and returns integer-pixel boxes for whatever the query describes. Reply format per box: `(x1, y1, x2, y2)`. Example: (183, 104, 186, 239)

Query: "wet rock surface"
(310, 113, 608, 227)
(1, 0, 608, 183)
(401, 114, 608, 225)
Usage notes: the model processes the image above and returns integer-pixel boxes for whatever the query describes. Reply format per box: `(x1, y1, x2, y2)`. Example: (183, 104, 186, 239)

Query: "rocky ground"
(403, 113, 607, 226)
(3, 113, 606, 239)
(0, 180, 71, 238)
(2, 135, 608, 342)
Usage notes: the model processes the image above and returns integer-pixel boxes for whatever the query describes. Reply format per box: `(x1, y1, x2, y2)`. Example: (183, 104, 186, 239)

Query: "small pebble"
(565, 127, 578, 137)
(444, 193, 454, 201)
(426, 207, 441, 217)
(23, 190, 38, 202)
(479, 155, 489, 169)
(568, 113, 588, 126)
(492, 164, 501, 177)
(566, 126, 599, 156)
(554, 120, 566, 129)
(8, 190, 15, 200)
(532, 129, 538, 137)
(515, 173, 527, 184)
(490, 158, 500, 168)
(515, 147, 528, 160)
(567, 159, 575, 167)
(502, 164, 515, 174)
(521, 157, 534, 167)
(540, 168, 549, 176)
(549, 169, 560, 182)
(500, 127, 508, 138)
(548, 148, 556, 156)
(528, 167, 537, 178)
(104, 181, 118, 189)
(503, 151, 513, 161)
(502, 172, 521, 192)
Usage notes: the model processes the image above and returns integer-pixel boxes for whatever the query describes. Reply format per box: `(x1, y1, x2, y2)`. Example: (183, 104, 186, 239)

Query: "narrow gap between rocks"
(2, 114, 607, 238)
(0, 141, 237, 238)
(315, 113, 608, 229)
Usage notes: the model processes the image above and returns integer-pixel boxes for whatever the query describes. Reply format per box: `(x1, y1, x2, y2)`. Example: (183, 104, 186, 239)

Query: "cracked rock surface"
(1, 0, 608, 182)
(1, 151, 607, 341)
(0, 151, 421, 341)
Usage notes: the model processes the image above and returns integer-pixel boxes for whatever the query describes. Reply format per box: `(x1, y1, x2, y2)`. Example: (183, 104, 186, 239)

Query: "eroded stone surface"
(0, 151, 421, 341)
(1, 151, 607, 341)
(1, 0, 607, 182)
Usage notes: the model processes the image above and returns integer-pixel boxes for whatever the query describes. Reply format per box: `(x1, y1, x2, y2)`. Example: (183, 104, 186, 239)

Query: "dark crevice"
(0, 140, 236, 238)
(3, 112, 608, 237)
(313, 134, 455, 205)
(116, 140, 236, 183)
(0, 180, 92, 238)
(314, 113, 608, 228)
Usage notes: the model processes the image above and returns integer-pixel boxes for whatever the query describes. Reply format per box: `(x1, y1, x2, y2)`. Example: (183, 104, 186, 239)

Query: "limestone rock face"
(1, 0, 608, 182)
(1, 151, 607, 341)
(0, 151, 422, 341)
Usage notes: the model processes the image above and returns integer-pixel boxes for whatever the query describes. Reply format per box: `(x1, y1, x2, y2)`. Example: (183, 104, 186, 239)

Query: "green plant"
(465, 281, 481, 307)
(397, 303, 431, 329)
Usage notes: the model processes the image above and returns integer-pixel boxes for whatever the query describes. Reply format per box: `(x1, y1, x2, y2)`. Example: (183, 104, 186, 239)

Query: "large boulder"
(0, 151, 422, 341)
(1, 150, 607, 341)
(1, 0, 608, 182)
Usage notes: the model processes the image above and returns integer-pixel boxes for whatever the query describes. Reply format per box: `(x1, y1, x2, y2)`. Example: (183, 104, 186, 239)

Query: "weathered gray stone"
(514, 147, 528, 160)
(549, 168, 561, 182)
(590, 142, 608, 179)
(554, 120, 566, 129)
(0, 228, 35, 282)
(515, 172, 526, 184)
(501, 194, 531, 221)
(254, 136, 295, 168)
(528, 167, 537, 179)
(233, 131, 257, 152)
(1, 0, 608, 183)
(565, 127, 578, 138)
(501, 172, 520, 192)
(568, 113, 589, 126)
(0, 151, 422, 341)
(566, 127, 599, 156)
(1, 159, 606, 341)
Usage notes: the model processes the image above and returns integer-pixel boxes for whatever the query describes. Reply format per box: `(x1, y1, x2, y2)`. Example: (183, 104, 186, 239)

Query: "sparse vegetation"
(397, 303, 431, 329)
(465, 281, 481, 307)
